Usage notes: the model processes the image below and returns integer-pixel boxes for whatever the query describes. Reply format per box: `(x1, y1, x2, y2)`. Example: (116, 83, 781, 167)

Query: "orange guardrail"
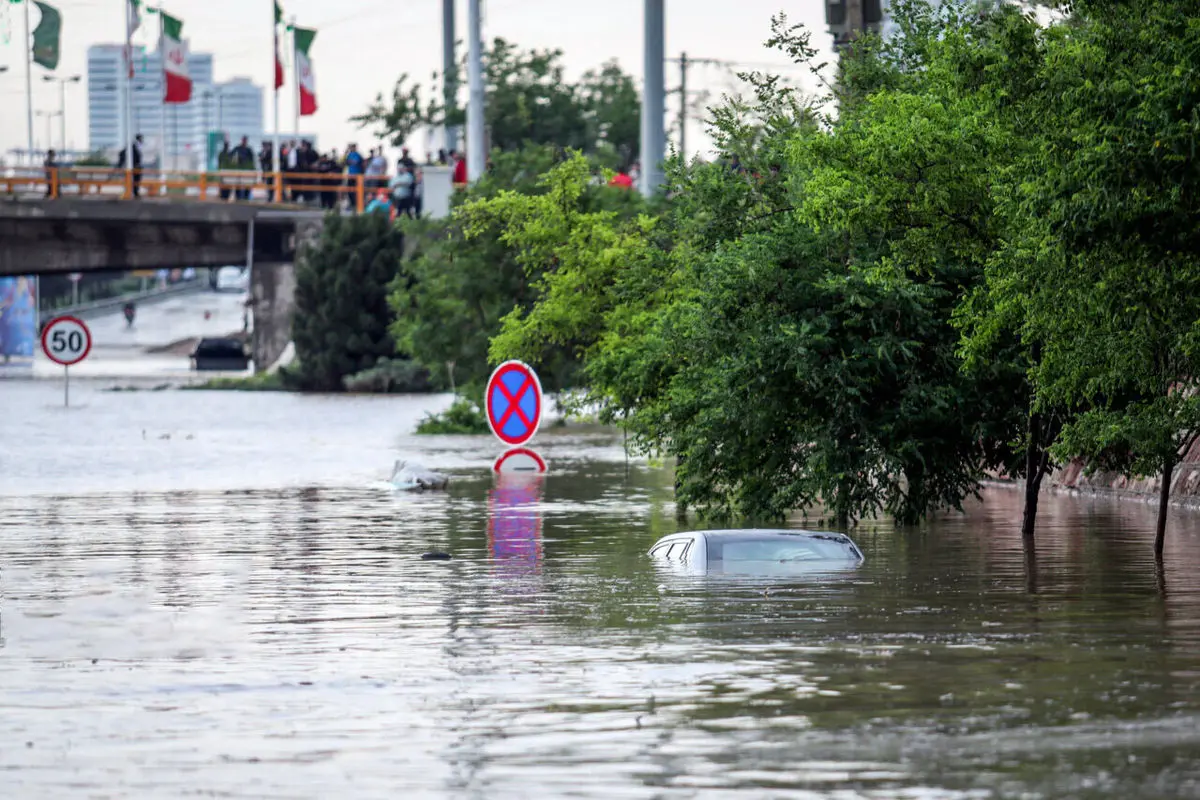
(0, 166, 447, 213)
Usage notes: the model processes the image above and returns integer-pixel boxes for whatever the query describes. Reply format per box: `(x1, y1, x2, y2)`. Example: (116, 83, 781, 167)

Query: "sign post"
(485, 360, 548, 474)
(41, 315, 92, 407)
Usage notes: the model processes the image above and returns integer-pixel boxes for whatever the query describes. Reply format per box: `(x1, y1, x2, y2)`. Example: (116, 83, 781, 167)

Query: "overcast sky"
(0, 0, 835, 160)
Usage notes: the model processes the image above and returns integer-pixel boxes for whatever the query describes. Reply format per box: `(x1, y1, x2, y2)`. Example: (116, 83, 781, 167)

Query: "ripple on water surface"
(1, 382, 1200, 798)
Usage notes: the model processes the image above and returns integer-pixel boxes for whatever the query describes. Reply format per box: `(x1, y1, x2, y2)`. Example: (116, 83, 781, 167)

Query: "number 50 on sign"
(41, 315, 92, 406)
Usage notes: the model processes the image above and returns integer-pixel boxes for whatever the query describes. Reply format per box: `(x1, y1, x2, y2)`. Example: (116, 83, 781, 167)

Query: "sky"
(0, 0, 836, 161)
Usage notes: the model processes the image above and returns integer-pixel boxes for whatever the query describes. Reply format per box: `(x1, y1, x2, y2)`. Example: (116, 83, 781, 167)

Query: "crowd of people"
(97, 134, 640, 212)
(108, 132, 474, 216)
(232, 138, 471, 216)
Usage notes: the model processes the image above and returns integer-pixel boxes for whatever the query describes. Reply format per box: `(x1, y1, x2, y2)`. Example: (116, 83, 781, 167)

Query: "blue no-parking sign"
(485, 360, 543, 447)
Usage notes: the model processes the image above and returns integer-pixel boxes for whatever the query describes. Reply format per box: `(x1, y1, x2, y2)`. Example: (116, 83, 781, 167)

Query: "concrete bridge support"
(249, 213, 323, 373)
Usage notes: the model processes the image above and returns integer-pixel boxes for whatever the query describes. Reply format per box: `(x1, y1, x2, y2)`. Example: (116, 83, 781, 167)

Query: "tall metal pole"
(443, 0, 458, 154)
(24, 0, 34, 164)
(290, 17, 299, 136)
(640, 0, 665, 198)
(58, 80, 66, 152)
(678, 51, 687, 160)
(124, 3, 136, 193)
(466, 0, 485, 182)
(158, 21, 168, 176)
(273, 3, 281, 178)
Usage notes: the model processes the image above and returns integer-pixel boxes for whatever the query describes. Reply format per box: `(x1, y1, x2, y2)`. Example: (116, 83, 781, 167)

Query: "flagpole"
(124, 1, 135, 195)
(158, 8, 168, 183)
(291, 17, 299, 137)
(272, 4, 280, 181)
(24, 0, 34, 164)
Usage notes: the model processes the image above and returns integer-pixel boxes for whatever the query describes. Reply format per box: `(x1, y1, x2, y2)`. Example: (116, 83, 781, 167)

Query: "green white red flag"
(274, 2, 284, 90)
(160, 11, 191, 103)
(294, 26, 317, 115)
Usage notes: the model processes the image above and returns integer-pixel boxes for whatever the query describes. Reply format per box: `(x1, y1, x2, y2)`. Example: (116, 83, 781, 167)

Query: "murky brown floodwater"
(2, 380, 1200, 799)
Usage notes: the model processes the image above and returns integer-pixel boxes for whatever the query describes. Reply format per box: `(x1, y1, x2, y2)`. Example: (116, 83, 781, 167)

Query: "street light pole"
(24, 0, 34, 163)
(43, 75, 81, 154)
(640, 0, 666, 198)
(442, 0, 458, 154)
(466, 0, 485, 183)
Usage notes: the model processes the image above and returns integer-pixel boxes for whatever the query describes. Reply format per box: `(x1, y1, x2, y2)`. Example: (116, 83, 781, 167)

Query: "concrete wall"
(1048, 437, 1200, 510)
(422, 166, 455, 220)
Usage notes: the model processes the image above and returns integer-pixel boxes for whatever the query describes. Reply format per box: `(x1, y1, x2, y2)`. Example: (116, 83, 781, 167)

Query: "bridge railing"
(0, 166, 453, 213)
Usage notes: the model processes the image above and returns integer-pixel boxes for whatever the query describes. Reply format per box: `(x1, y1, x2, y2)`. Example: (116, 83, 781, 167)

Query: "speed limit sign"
(42, 315, 92, 366)
(41, 315, 92, 407)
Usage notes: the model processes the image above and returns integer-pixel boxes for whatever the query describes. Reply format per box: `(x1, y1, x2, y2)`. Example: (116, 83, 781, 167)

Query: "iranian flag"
(294, 26, 317, 116)
(160, 11, 191, 104)
(274, 2, 284, 90)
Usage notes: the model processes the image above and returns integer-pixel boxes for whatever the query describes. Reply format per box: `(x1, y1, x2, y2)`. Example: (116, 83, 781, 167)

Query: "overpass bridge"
(1, 196, 325, 372)
(0, 197, 323, 278)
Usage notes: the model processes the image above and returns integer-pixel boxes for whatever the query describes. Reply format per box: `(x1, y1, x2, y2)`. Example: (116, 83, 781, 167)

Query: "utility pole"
(640, 0, 665, 198)
(666, 52, 721, 162)
(678, 51, 686, 158)
(23, 0, 34, 164)
(466, 0, 485, 183)
(443, 0, 458, 154)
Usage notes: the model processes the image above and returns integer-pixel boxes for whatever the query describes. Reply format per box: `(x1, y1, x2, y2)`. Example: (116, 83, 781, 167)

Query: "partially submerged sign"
(493, 447, 548, 474)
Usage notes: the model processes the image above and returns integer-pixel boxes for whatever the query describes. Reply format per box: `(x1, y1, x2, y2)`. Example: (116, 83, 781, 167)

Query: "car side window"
(666, 540, 692, 560)
(650, 543, 670, 557)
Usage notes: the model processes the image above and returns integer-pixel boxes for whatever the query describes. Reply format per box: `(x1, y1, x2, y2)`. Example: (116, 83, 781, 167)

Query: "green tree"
(390, 145, 644, 394)
(290, 213, 405, 392)
(480, 8, 1058, 526)
(355, 40, 640, 168)
(974, 0, 1200, 554)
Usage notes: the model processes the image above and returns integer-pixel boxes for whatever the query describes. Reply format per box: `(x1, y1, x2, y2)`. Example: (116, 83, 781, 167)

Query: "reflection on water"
(1, 381, 1200, 798)
(488, 473, 544, 579)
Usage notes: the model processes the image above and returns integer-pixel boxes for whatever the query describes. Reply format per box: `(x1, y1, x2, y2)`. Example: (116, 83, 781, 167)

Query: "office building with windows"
(86, 43, 263, 168)
(825, 0, 893, 51)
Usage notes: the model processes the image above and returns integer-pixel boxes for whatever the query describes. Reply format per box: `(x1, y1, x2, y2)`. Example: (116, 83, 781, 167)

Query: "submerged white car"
(648, 529, 864, 575)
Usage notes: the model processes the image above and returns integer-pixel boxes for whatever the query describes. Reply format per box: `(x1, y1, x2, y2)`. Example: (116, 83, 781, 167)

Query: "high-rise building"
(86, 43, 263, 168)
(213, 78, 265, 147)
(825, 0, 892, 52)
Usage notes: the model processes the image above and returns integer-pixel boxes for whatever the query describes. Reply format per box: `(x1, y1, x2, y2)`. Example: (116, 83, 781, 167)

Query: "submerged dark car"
(190, 337, 249, 371)
(648, 529, 864, 576)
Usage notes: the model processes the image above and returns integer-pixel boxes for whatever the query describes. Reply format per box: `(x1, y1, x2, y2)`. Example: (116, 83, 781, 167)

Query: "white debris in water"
(390, 460, 449, 491)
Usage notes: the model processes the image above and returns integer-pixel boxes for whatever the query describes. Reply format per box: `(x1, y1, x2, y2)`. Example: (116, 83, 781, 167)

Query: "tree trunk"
(1020, 411, 1044, 540)
(1156, 454, 1173, 557)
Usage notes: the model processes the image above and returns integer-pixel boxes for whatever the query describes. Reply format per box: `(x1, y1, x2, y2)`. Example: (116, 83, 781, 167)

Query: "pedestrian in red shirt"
(451, 150, 467, 185)
(608, 170, 633, 189)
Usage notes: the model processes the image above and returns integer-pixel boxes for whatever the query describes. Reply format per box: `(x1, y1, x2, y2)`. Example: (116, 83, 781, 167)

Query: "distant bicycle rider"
(123, 301, 136, 328)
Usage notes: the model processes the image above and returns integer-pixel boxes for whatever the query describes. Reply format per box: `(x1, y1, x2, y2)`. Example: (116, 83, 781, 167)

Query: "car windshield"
(707, 535, 857, 562)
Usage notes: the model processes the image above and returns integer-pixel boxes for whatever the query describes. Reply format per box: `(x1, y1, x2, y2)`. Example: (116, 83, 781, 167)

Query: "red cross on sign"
(485, 361, 544, 447)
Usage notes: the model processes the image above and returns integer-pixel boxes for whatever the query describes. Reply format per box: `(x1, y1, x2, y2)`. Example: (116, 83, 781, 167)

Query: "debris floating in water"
(390, 460, 449, 491)
(421, 552, 452, 560)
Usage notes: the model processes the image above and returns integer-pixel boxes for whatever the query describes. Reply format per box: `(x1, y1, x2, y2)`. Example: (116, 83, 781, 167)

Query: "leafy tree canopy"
(353, 39, 640, 169)
(291, 212, 405, 392)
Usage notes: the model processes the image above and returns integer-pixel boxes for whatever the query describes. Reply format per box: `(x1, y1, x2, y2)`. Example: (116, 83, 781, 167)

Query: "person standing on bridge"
(259, 141, 275, 201)
(231, 137, 255, 201)
(117, 134, 144, 198)
(43, 149, 57, 198)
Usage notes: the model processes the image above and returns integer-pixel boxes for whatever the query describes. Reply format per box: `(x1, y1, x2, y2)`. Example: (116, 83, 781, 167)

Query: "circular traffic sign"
(493, 447, 548, 474)
(41, 315, 92, 366)
(485, 360, 543, 446)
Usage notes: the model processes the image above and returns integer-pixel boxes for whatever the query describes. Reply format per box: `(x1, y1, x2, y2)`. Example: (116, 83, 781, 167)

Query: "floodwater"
(2, 380, 1200, 799)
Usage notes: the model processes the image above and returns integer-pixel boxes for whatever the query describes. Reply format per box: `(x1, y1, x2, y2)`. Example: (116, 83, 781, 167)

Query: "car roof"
(698, 529, 848, 539)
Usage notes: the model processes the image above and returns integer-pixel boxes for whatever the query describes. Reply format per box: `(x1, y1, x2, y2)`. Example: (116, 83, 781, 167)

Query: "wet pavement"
(24, 288, 251, 381)
(1, 381, 1199, 798)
